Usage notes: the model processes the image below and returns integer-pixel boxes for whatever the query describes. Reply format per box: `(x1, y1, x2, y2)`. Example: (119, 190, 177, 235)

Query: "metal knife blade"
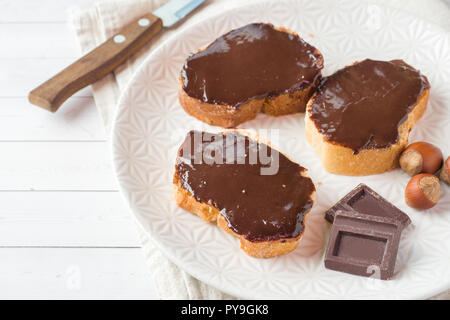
(154, 0, 206, 27)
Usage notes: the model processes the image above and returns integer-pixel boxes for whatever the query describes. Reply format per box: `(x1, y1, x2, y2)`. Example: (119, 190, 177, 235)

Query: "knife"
(28, 0, 205, 112)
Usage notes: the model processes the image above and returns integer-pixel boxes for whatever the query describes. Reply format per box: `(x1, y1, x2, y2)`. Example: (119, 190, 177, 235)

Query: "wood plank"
(0, 142, 117, 190)
(0, 97, 105, 141)
(0, 0, 95, 22)
(0, 23, 79, 59)
(0, 191, 140, 247)
(0, 247, 158, 299)
(0, 59, 92, 97)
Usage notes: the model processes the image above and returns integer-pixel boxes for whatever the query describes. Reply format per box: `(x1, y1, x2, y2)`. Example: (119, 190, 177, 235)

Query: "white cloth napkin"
(69, 0, 450, 299)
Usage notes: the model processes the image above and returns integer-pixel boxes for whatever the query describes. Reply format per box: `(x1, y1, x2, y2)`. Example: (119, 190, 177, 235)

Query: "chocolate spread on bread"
(181, 23, 323, 107)
(175, 130, 315, 242)
(309, 59, 430, 153)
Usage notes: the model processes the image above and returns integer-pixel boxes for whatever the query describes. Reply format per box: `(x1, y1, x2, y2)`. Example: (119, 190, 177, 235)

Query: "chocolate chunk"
(325, 184, 411, 229)
(324, 210, 402, 280)
(309, 59, 429, 153)
(175, 130, 315, 242)
(181, 23, 323, 107)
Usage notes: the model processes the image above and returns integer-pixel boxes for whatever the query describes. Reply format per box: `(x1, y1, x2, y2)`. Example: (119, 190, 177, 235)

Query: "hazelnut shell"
(440, 156, 450, 185)
(405, 173, 440, 210)
(400, 142, 443, 176)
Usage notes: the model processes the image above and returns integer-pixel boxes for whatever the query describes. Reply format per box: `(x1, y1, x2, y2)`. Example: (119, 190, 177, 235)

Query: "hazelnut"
(399, 142, 443, 176)
(440, 156, 450, 185)
(405, 174, 440, 210)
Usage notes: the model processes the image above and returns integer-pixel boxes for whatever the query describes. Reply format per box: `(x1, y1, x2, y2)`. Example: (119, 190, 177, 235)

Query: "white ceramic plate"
(112, 0, 450, 299)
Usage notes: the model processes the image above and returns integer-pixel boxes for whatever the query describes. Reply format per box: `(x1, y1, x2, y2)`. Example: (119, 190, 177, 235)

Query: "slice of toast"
(305, 59, 430, 176)
(173, 177, 306, 258)
(179, 23, 323, 128)
(173, 130, 316, 258)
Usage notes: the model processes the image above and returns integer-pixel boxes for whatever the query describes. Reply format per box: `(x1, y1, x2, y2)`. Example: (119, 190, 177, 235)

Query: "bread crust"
(305, 88, 430, 176)
(179, 26, 323, 128)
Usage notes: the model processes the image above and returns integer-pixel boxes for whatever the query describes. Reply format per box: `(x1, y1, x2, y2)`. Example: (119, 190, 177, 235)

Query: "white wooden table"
(3, 0, 449, 300)
(0, 0, 158, 299)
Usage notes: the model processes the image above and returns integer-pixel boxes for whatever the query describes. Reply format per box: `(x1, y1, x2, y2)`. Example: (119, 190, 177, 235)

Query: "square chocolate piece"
(325, 184, 411, 229)
(324, 210, 402, 280)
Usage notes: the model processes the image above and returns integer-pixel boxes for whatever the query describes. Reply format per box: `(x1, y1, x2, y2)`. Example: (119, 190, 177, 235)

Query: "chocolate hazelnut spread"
(181, 23, 323, 107)
(175, 130, 315, 242)
(309, 59, 430, 153)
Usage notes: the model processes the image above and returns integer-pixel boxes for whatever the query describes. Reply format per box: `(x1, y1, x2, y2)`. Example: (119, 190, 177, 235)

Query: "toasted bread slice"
(179, 23, 323, 128)
(173, 175, 309, 258)
(305, 59, 430, 176)
(173, 130, 315, 258)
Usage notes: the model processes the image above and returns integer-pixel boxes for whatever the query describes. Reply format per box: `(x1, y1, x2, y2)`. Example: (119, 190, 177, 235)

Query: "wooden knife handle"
(29, 13, 163, 112)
